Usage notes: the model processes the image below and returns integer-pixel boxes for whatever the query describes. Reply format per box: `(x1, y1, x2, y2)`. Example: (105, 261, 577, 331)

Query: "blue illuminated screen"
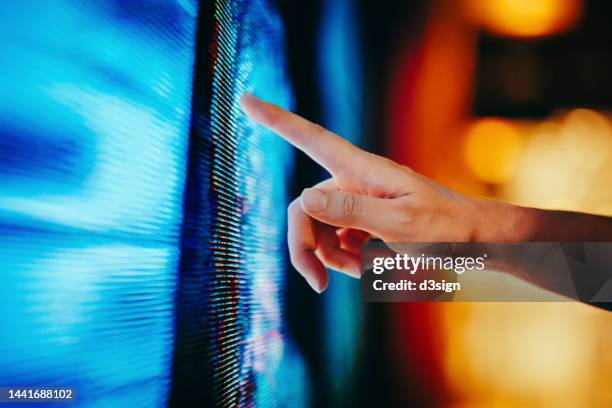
(0, 0, 306, 406)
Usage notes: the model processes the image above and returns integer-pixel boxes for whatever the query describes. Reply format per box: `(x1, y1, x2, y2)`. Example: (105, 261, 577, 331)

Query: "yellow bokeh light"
(503, 122, 588, 209)
(450, 111, 612, 407)
(464, 118, 524, 184)
(463, 0, 582, 38)
(444, 302, 609, 407)
(560, 109, 612, 170)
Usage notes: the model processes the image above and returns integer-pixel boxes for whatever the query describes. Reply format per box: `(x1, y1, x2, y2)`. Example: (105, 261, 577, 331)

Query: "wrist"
(468, 197, 534, 242)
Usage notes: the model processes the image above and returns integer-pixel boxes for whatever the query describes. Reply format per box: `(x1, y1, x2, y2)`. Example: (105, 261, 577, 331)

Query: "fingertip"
(293, 251, 328, 294)
(344, 263, 363, 279)
(239, 92, 255, 106)
(303, 270, 328, 294)
(313, 269, 329, 294)
(240, 93, 263, 118)
(304, 274, 324, 294)
(318, 277, 329, 294)
(300, 188, 327, 214)
(306, 265, 329, 294)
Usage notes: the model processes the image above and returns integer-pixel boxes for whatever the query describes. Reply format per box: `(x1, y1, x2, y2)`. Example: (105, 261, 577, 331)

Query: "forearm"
(522, 207, 612, 241)
(471, 198, 612, 242)
(464, 199, 612, 306)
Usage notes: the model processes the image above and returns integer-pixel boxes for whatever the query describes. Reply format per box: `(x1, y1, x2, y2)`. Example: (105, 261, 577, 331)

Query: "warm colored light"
(444, 303, 610, 407)
(463, 118, 523, 184)
(504, 112, 612, 211)
(463, 0, 582, 38)
(504, 122, 587, 210)
(449, 110, 612, 407)
(560, 109, 612, 170)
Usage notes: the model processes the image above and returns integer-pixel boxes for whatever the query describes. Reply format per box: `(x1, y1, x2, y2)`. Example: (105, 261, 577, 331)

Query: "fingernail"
(301, 188, 327, 213)
(304, 274, 322, 294)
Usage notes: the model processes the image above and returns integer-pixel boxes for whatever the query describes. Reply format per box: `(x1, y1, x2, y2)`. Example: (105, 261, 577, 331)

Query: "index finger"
(240, 94, 369, 178)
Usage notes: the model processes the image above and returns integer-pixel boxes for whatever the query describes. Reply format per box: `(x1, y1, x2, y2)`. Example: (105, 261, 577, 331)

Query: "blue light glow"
(0, 0, 308, 406)
(318, 0, 364, 403)
(0, 1, 197, 406)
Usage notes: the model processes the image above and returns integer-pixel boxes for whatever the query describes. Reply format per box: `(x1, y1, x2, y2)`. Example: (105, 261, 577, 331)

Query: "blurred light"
(0, 0, 307, 406)
(504, 113, 612, 212)
(450, 107, 612, 407)
(0, 2, 197, 406)
(318, 0, 362, 403)
(444, 303, 607, 407)
(463, 0, 582, 38)
(504, 122, 587, 209)
(592, 204, 612, 217)
(560, 109, 612, 170)
(464, 118, 523, 184)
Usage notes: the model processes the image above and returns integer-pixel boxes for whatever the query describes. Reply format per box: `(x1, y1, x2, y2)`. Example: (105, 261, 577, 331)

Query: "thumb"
(300, 188, 393, 234)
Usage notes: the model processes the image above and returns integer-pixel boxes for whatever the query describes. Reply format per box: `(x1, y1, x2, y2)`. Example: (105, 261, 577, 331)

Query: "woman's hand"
(240, 94, 521, 293)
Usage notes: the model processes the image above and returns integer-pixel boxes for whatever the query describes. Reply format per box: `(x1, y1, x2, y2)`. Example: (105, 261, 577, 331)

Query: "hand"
(240, 94, 497, 293)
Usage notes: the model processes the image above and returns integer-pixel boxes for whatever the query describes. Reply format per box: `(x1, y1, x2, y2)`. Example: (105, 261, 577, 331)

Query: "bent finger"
(287, 198, 328, 293)
(337, 228, 370, 254)
(315, 223, 361, 278)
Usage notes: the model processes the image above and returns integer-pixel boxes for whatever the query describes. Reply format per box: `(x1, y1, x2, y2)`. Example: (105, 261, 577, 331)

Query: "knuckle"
(393, 198, 415, 224)
(341, 193, 362, 221)
(368, 153, 397, 170)
(311, 123, 328, 137)
(308, 124, 328, 148)
(399, 163, 414, 173)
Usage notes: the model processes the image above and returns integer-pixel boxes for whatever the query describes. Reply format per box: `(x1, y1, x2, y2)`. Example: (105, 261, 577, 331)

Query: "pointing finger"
(240, 94, 370, 179)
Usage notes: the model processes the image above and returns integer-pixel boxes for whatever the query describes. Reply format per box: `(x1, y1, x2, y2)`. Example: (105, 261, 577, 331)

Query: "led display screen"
(0, 0, 306, 406)
(170, 0, 306, 406)
(0, 1, 197, 406)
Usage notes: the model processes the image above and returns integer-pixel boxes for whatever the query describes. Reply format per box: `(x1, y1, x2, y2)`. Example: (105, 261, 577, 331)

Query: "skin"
(240, 94, 612, 294)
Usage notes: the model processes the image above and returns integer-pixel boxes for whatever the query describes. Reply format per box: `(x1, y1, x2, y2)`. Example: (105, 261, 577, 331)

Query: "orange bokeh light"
(463, 118, 523, 184)
(463, 0, 582, 38)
